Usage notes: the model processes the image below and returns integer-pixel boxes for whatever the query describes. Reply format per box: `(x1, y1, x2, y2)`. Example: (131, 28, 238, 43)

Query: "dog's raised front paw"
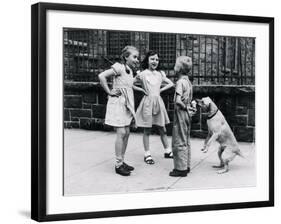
(212, 164, 224, 169)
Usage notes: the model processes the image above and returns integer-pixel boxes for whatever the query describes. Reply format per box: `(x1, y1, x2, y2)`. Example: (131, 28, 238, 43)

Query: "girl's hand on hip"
(142, 89, 148, 95)
(109, 89, 121, 97)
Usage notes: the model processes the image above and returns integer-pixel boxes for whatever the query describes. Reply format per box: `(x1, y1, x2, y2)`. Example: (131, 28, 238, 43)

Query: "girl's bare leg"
(143, 127, 155, 164)
(143, 128, 151, 155)
(115, 127, 127, 167)
(158, 126, 172, 154)
(121, 126, 130, 160)
(158, 127, 169, 149)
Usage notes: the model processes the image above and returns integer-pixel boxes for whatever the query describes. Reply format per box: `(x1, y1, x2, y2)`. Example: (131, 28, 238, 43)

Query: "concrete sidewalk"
(64, 129, 256, 196)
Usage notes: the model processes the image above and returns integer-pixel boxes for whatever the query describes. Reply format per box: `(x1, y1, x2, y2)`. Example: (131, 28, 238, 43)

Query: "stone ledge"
(64, 81, 255, 96)
(193, 85, 255, 96)
(64, 81, 102, 91)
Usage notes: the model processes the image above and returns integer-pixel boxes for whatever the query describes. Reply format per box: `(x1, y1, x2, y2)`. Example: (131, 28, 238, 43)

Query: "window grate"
(149, 33, 176, 70)
(63, 29, 255, 85)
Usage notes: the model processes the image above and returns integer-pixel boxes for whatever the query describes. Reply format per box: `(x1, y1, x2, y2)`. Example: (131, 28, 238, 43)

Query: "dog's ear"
(202, 97, 211, 106)
(195, 99, 203, 107)
(202, 97, 212, 112)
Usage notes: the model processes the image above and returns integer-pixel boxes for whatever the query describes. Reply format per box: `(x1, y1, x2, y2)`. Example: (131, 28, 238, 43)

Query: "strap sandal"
(144, 155, 155, 165)
(164, 151, 173, 158)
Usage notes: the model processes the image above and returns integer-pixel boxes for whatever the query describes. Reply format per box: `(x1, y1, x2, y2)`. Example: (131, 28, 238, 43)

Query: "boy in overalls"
(169, 56, 196, 177)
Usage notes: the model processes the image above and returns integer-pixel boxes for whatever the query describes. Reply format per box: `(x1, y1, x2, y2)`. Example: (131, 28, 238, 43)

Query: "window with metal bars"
(63, 29, 255, 85)
(149, 33, 176, 69)
(107, 31, 131, 60)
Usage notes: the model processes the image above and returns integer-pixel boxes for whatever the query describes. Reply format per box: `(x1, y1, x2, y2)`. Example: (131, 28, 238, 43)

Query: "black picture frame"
(31, 2, 274, 222)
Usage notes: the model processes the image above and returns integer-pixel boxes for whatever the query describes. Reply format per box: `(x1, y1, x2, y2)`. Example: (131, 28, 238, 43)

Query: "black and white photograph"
(30, 2, 274, 222)
(1, 0, 280, 223)
(63, 29, 256, 196)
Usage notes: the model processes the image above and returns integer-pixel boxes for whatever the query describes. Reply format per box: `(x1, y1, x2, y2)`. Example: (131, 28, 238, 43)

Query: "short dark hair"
(141, 50, 162, 70)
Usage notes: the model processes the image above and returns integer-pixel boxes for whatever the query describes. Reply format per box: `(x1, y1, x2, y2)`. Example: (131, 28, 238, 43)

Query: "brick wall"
(64, 82, 255, 142)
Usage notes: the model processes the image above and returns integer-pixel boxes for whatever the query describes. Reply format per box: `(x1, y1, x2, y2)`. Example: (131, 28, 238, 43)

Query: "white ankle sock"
(164, 147, 172, 154)
(115, 158, 123, 168)
(144, 151, 151, 157)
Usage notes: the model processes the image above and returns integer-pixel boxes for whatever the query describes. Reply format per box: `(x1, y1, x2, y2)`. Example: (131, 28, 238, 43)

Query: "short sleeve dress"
(104, 62, 135, 127)
(135, 69, 170, 127)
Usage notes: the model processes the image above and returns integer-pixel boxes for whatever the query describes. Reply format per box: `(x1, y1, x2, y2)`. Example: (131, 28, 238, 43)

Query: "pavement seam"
(167, 150, 217, 190)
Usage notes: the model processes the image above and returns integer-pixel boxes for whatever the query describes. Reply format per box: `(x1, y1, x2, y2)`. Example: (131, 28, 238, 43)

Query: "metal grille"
(107, 31, 131, 58)
(149, 33, 176, 71)
(64, 28, 255, 85)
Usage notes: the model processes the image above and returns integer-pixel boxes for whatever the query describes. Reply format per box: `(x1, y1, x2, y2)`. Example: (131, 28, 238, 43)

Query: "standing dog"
(196, 97, 244, 174)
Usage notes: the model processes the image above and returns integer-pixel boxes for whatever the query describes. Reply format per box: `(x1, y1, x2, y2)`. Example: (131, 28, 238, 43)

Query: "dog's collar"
(207, 109, 219, 120)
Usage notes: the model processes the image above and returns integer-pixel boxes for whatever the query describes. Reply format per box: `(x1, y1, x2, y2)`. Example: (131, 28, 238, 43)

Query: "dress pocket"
(106, 96, 119, 120)
(107, 95, 119, 104)
(107, 95, 128, 122)
(143, 97, 152, 116)
(119, 95, 126, 105)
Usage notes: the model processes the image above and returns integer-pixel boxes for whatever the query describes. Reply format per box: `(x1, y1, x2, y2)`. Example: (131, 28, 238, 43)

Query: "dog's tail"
(236, 150, 245, 158)
(236, 149, 252, 163)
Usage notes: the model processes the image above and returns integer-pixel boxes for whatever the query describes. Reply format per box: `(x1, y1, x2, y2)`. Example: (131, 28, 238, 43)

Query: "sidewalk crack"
(167, 150, 216, 190)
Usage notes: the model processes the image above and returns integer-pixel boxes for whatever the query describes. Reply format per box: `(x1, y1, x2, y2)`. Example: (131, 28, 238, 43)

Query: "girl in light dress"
(98, 46, 140, 176)
(134, 50, 174, 165)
